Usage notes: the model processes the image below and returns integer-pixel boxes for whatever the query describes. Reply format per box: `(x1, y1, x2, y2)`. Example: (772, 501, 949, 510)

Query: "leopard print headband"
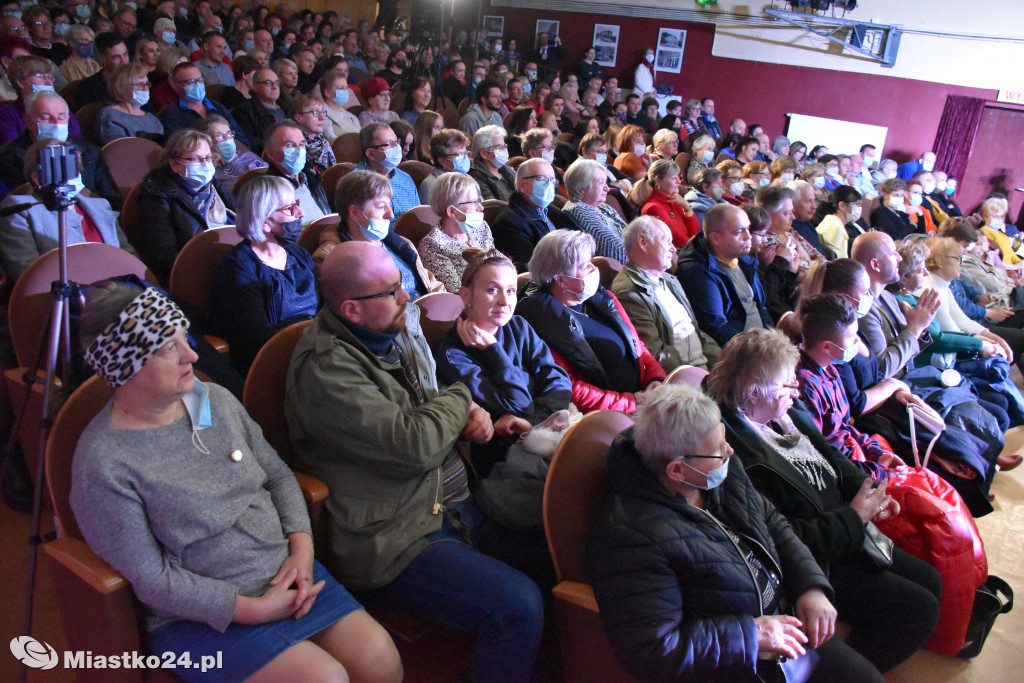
(83, 288, 189, 388)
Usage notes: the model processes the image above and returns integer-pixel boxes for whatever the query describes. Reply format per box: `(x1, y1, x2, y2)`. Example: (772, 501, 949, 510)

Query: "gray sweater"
(70, 383, 311, 633)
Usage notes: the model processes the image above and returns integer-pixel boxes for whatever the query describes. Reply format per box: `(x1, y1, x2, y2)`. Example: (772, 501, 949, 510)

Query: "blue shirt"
(384, 242, 423, 300)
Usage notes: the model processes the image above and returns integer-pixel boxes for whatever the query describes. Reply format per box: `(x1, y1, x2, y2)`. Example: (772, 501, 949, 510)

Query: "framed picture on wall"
(535, 19, 560, 44)
(592, 24, 619, 68)
(655, 27, 686, 74)
(483, 15, 504, 39)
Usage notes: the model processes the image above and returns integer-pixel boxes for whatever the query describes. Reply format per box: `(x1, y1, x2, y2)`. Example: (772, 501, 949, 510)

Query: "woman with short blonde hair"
(419, 173, 496, 293)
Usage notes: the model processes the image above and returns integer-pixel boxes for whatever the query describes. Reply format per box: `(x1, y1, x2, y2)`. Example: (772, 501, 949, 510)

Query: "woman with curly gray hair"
(562, 158, 627, 263)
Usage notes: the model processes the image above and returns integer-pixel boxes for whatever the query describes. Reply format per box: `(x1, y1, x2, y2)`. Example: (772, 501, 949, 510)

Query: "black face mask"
(275, 217, 303, 243)
(395, 59, 406, 69)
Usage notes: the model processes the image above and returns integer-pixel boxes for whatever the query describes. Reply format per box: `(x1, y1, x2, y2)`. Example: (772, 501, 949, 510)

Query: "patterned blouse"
(417, 222, 496, 293)
(761, 228, 825, 270)
(304, 131, 336, 176)
(563, 200, 628, 264)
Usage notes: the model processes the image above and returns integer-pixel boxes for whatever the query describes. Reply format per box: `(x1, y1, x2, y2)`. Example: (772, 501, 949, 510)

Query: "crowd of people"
(0, 3, 1019, 682)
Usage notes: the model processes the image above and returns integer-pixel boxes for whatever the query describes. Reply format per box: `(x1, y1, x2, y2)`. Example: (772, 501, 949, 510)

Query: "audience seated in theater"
(903, 176, 938, 235)
(743, 204, 799, 323)
(800, 161, 828, 200)
(717, 160, 751, 206)
(683, 167, 726, 224)
(353, 120, 417, 226)
(285, 240, 546, 683)
(356, 76, 397, 127)
(769, 154, 798, 187)
(468, 124, 515, 202)
(291, 47, 317, 94)
(731, 136, 760, 166)
(24, 4, 69, 65)
(148, 47, 189, 112)
(158, 62, 249, 145)
(291, 93, 335, 176)
(612, 124, 651, 181)
(400, 76, 432, 125)
(577, 131, 632, 194)
(98, 63, 164, 145)
(588, 383, 874, 683)
(318, 71, 359, 141)
(0, 91, 120, 208)
(195, 115, 266, 186)
(562, 158, 628, 263)
(939, 217, 1024, 314)
(517, 229, 665, 413)
(231, 67, 288, 155)
(847, 152, 877, 200)
(491, 158, 584, 271)
(211, 175, 318, 374)
(741, 160, 770, 197)
(754, 184, 821, 273)
(213, 54, 258, 110)
(871, 157, 898, 185)
(418, 127, 471, 206)
(440, 58, 467, 105)
(134, 35, 162, 79)
(433, 247, 572, 483)
(677, 203, 774, 347)
(709, 327, 940, 676)
(135, 129, 235, 285)
(686, 133, 714, 185)
(413, 111, 444, 165)
(979, 195, 1022, 266)
(71, 282, 403, 683)
(788, 179, 836, 260)
(813, 185, 864, 259)
(193, 30, 233, 86)
(313, 169, 441, 297)
(0, 54, 83, 144)
(503, 104, 536, 158)
(261, 120, 328, 225)
(153, 17, 185, 53)
(897, 150, 936, 181)
(629, 159, 699, 248)
(611, 216, 719, 371)
(73, 31, 127, 109)
(374, 45, 406, 86)
(929, 170, 962, 217)
(520, 127, 563, 183)
(419, 172, 496, 293)
(912, 170, 949, 225)
(818, 155, 843, 192)
(389, 119, 415, 162)
(650, 128, 679, 162)
(59, 24, 100, 83)
(544, 92, 572, 136)
(459, 77, 503, 136)
(502, 76, 528, 114)
(0, 138, 136, 282)
(871, 178, 924, 242)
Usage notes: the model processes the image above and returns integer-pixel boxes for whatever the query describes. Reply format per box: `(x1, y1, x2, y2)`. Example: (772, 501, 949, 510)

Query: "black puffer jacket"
(587, 428, 832, 682)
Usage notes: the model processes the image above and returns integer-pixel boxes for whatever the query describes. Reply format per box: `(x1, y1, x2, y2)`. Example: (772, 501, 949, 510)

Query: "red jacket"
(642, 191, 701, 248)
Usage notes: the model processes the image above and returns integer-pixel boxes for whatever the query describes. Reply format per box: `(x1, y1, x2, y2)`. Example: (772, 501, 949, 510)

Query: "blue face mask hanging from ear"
(680, 459, 729, 490)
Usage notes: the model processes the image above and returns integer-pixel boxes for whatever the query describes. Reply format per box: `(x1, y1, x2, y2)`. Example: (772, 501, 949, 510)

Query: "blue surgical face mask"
(37, 122, 68, 141)
(183, 161, 215, 187)
(451, 153, 470, 174)
(183, 82, 206, 103)
(523, 82, 532, 94)
(76, 4, 90, 19)
(270, 26, 280, 36)
(594, 152, 607, 165)
(53, 22, 69, 36)
(281, 145, 306, 175)
(358, 208, 390, 241)
(529, 178, 555, 209)
(75, 42, 93, 58)
(491, 147, 509, 168)
(332, 88, 349, 106)
(31, 83, 54, 93)
(681, 458, 729, 490)
(245, 39, 255, 51)
(453, 206, 483, 233)
(759, 177, 769, 187)
(161, 31, 175, 44)
(132, 89, 149, 106)
(215, 138, 236, 162)
(828, 340, 858, 364)
(702, 149, 713, 163)
(273, 216, 303, 243)
(380, 143, 402, 170)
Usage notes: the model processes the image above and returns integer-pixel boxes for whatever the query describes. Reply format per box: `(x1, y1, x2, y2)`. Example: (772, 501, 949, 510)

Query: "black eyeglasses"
(349, 284, 403, 301)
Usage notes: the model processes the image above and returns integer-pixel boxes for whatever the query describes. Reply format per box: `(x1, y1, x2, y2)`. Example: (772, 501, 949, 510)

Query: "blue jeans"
(367, 498, 546, 683)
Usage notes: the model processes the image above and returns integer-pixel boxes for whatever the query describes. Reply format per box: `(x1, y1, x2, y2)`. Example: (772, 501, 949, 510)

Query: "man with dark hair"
(677, 203, 773, 346)
(73, 32, 128, 108)
(158, 61, 248, 142)
(194, 30, 234, 86)
(699, 97, 722, 139)
(231, 67, 284, 153)
(356, 121, 418, 227)
(458, 78, 502, 136)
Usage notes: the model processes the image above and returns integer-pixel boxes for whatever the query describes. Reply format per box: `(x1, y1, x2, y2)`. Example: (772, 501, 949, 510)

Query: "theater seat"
(665, 364, 709, 388)
(543, 409, 638, 683)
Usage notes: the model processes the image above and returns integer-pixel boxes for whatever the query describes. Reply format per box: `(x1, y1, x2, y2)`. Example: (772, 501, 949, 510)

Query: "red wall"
(471, 6, 996, 166)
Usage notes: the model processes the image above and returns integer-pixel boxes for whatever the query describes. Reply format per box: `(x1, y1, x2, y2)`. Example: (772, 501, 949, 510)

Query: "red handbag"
(873, 466, 987, 656)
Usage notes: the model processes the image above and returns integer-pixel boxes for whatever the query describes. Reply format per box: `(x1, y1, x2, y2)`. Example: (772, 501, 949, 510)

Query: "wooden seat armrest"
(552, 580, 600, 612)
(44, 535, 130, 595)
(202, 334, 229, 358)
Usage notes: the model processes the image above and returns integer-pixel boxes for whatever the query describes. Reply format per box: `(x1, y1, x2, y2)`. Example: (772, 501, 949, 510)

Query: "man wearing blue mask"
(492, 157, 585, 271)
(0, 90, 121, 209)
(73, 31, 127, 109)
(355, 121, 417, 228)
(158, 62, 248, 144)
(231, 67, 284, 154)
(262, 120, 327, 225)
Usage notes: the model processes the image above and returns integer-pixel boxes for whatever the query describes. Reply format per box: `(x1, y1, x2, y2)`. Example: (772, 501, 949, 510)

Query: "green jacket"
(285, 304, 473, 589)
(611, 261, 720, 372)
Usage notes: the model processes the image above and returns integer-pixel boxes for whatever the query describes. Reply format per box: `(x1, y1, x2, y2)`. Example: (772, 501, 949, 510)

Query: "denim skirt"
(148, 561, 361, 682)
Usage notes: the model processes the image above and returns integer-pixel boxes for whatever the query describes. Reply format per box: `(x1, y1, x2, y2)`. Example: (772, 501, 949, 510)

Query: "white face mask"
(936, 180, 947, 192)
(909, 192, 923, 207)
(594, 152, 607, 165)
(990, 218, 1006, 231)
(921, 158, 935, 172)
(729, 181, 744, 196)
(848, 204, 862, 223)
(541, 148, 554, 164)
(922, 181, 936, 194)
(780, 172, 795, 185)
(633, 143, 645, 157)
(564, 269, 600, 301)
(889, 197, 905, 212)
